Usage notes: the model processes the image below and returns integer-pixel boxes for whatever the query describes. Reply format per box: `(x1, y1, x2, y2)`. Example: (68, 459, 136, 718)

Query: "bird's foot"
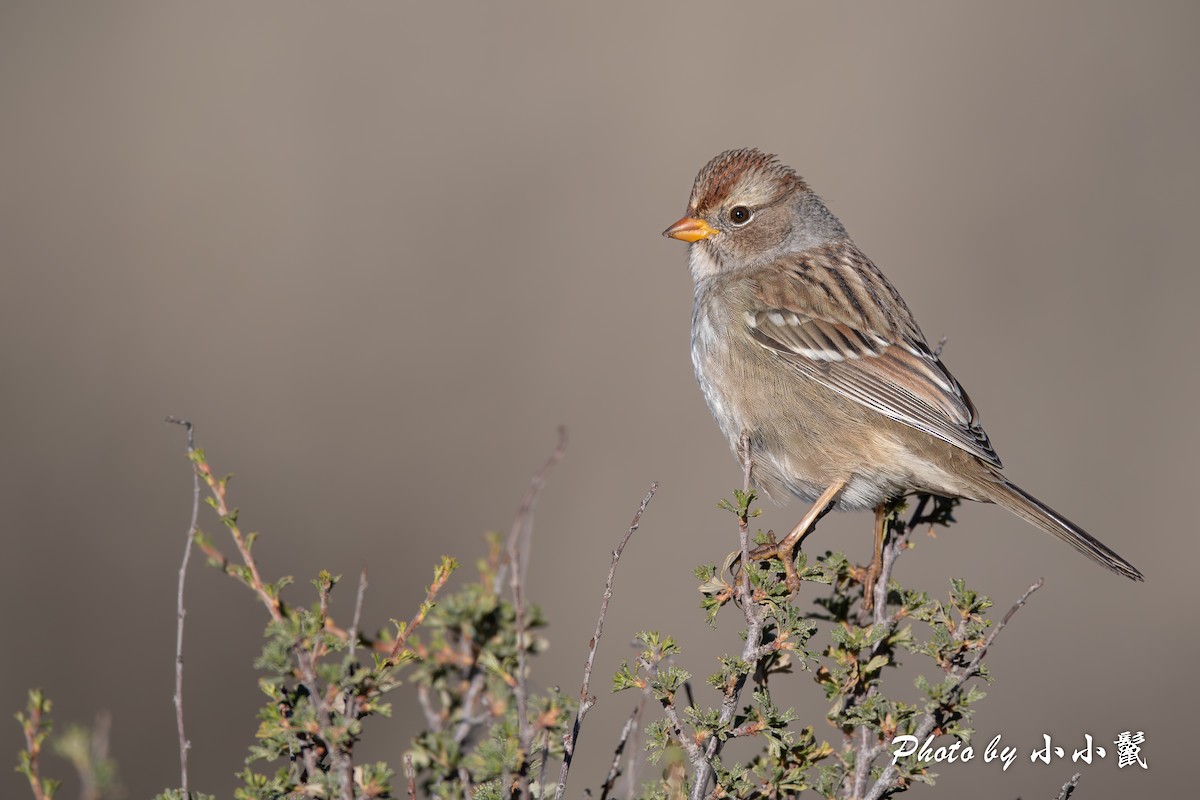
(860, 560, 883, 613)
(746, 529, 778, 561)
(747, 532, 802, 594)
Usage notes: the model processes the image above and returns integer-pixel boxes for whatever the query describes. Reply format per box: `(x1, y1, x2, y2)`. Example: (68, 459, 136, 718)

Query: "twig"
(300, 741, 320, 788)
(645, 657, 707, 770)
(188, 444, 284, 622)
(417, 686, 443, 731)
(555, 483, 658, 800)
(387, 563, 455, 662)
(292, 638, 353, 800)
(620, 688, 651, 800)
(458, 766, 473, 800)
(689, 436, 763, 800)
(335, 569, 368, 800)
(406, 753, 417, 800)
(849, 504, 916, 798)
(375, 561, 459, 787)
(599, 703, 643, 800)
(738, 434, 755, 604)
(494, 426, 569, 594)
(537, 726, 552, 798)
(452, 672, 487, 744)
(17, 692, 51, 800)
(443, 615, 487, 747)
(1054, 772, 1082, 800)
(863, 577, 1044, 800)
(951, 577, 1043, 694)
(733, 433, 757, 638)
(347, 568, 369, 664)
(506, 428, 568, 798)
(165, 416, 199, 796)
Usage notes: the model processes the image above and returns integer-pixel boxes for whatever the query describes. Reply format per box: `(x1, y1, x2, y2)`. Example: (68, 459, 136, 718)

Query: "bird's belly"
(752, 447, 904, 510)
(690, 319, 968, 510)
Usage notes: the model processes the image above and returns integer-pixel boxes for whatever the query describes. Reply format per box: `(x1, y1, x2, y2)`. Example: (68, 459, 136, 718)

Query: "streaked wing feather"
(747, 297, 1002, 469)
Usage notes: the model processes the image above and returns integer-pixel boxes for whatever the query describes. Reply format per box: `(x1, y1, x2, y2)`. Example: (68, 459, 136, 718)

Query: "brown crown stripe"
(689, 148, 809, 215)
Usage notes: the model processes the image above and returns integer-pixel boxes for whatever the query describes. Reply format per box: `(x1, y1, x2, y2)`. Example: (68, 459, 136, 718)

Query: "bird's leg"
(749, 480, 846, 593)
(862, 504, 889, 612)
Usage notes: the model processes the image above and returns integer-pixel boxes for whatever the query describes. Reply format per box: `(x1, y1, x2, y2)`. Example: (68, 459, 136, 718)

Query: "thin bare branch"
(417, 686, 443, 731)
(458, 767, 473, 800)
(452, 672, 487, 744)
(556, 483, 658, 800)
(537, 726, 552, 798)
(621, 688, 651, 800)
(598, 703, 642, 800)
(406, 753, 417, 800)
(165, 416, 198, 796)
(690, 436, 764, 800)
(347, 568, 369, 664)
(494, 426, 569, 594)
(738, 433, 755, 604)
(1054, 772, 1082, 800)
(506, 428, 568, 798)
(945, 577, 1044, 698)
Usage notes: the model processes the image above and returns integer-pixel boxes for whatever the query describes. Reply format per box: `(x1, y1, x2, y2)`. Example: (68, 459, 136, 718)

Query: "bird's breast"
(690, 295, 764, 449)
(690, 303, 736, 436)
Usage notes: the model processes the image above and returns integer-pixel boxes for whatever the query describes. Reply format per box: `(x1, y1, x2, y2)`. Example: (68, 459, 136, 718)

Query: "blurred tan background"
(2, 2, 1197, 797)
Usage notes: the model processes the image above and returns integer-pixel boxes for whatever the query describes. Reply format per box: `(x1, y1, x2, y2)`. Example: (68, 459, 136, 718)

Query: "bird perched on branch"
(663, 148, 1142, 606)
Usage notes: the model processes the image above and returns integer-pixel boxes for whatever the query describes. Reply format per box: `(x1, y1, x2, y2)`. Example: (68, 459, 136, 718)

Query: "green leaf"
(863, 654, 891, 674)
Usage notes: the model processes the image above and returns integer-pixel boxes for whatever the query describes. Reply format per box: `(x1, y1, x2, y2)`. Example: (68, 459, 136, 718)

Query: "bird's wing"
(747, 249, 1002, 468)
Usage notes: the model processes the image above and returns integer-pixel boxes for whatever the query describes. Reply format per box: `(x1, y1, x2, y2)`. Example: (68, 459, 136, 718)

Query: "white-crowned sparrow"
(664, 148, 1143, 602)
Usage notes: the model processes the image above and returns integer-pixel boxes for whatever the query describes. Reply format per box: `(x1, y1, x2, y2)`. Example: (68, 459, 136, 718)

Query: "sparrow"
(663, 148, 1143, 604)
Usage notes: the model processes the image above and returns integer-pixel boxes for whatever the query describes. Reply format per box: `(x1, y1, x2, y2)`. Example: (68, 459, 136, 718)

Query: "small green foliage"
(642, 719, 674, 765)
(717, 487, 762, 524)
(706, 655, 750, 692)
(402, 555, 573, 800)
(613, 660, 645, 692)
(16, 437, 1021, 800)
(15, 689, 60, 800)
(177, 442, 460, 798)
(211, 551, 460, 799)
(616, 490, 1018, 798)
(15, 691, 124, 800)
(696, 560, 734, 626)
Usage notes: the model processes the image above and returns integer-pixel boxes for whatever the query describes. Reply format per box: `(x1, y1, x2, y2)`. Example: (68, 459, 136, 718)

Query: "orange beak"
(662, 216, 718, 243)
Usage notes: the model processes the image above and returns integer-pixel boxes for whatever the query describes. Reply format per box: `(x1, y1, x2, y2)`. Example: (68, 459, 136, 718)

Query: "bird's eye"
(728, 206, 752, 225)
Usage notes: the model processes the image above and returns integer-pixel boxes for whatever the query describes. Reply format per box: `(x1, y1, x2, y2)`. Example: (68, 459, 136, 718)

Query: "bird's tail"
(977, 478, 1144, 582)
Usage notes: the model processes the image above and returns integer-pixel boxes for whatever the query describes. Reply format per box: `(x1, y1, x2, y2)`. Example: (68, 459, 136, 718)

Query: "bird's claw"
(743, 532, 803, 595)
